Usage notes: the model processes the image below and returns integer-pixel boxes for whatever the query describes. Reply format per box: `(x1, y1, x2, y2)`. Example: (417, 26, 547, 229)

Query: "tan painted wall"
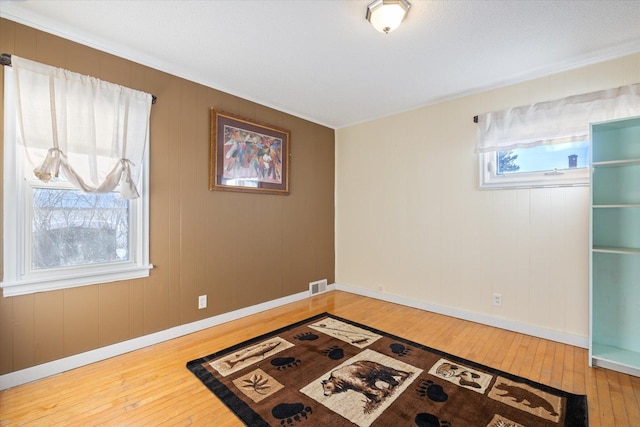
(0, 19, 335, 375)
(336, 53, 640, 339)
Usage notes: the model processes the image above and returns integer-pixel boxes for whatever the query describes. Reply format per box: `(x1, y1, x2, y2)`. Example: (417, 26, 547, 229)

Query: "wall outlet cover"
(198, 295, 207, 309)
(492, 293, 502, 306)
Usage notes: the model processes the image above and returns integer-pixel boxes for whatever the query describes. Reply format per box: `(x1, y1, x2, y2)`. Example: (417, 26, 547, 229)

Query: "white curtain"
(475, 83, 640, 154)
(11, 55, 152, 199)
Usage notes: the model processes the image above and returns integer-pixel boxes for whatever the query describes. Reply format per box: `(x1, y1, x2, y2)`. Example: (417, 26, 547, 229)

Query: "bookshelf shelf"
(590, 116, 640, 377)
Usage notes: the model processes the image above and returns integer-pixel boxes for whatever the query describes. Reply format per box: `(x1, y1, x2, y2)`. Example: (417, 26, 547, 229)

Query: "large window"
(31, 184, 130, 270)
(2, 60, 151, 297)
(479, 140, 590, 189)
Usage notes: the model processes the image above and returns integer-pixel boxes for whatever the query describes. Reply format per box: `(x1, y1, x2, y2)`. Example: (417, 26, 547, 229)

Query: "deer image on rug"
(322, 360, 412, 413)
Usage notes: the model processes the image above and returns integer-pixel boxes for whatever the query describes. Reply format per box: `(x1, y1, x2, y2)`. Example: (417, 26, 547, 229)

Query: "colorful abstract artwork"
(210, 109, 290, 195)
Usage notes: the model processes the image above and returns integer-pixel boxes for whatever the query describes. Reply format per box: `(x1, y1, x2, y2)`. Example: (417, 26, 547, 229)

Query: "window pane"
(32, 188, 129, 269)
(497, 141, 590, 175)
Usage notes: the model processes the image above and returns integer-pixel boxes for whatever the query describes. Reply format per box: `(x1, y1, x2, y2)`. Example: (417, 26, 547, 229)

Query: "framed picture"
(209, 109, 290, 195)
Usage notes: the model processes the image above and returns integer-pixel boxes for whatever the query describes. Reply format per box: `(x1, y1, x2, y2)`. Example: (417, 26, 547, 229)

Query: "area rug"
(187, 312, 588, 426)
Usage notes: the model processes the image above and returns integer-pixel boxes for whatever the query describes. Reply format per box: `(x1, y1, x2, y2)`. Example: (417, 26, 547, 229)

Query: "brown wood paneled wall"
(0, 18, 335, 375)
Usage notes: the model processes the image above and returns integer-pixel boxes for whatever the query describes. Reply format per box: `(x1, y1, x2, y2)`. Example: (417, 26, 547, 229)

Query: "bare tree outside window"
(32, 188, 129, 269)
(497, 150, 521, 174)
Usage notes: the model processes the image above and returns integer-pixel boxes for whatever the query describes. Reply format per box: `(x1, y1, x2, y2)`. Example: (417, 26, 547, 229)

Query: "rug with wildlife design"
(187, 313, 587, 426)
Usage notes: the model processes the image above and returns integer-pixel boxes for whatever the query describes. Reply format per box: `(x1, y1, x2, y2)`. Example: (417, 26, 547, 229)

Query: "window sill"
(479, 162, 590, 190)
(479, 176, 590, 190)
(0, 264, 154, 297)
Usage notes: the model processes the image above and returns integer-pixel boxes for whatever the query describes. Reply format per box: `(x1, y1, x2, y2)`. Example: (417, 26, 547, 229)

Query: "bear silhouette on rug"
(322, 360, 411, 413)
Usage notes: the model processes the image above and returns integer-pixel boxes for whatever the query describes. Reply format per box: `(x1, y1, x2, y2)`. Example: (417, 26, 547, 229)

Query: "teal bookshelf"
(590, 116, 640, 377)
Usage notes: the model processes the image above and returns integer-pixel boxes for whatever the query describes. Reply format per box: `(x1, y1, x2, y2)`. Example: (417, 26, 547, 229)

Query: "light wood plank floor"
(1, 291, 638, 425)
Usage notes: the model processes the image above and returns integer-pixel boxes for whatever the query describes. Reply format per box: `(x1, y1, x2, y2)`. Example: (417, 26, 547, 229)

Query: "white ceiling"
(2, 0, 640, 129)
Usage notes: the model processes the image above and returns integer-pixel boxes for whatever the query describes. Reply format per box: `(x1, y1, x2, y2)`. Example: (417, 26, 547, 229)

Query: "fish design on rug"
(224, 341, 281, 368)
(494, 382, 559, 416)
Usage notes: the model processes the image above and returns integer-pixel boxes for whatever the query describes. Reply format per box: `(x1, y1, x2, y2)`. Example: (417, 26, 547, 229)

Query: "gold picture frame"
(209, 109, 290, 195)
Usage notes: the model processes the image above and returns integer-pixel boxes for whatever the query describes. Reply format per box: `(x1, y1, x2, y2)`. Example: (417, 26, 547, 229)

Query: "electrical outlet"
(492, 293, 502, 306)
(198, 295, 207, 309)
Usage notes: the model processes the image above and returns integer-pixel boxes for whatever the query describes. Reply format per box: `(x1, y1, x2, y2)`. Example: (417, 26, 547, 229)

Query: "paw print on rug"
(271, 357, 301, 370)
(271, 402, 313, 426)
(416, 379, 448, 402)
(322, 346, 344, 360)
(414, 412, 451, 427)
(390, 342, 411, 357)
(294, 332, 319, 341)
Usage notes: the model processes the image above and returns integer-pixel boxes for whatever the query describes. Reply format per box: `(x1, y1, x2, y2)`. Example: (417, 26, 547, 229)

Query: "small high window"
(474, 83, 640, 190)
(479, 141, 590, 189)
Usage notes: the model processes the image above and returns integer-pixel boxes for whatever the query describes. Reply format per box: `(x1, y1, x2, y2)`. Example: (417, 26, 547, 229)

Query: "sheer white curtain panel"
(475, 83, 640, 154)
(11, 55, 152, 199)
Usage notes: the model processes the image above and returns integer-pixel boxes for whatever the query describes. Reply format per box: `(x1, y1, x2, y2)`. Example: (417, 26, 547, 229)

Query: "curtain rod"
(1, 53, 157, 104)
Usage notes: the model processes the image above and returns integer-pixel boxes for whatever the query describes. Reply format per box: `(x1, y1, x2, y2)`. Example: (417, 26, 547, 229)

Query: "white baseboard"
(1, 281, 586, 391)
(334, 283, 589, 349)
(0, 287, 330, 391)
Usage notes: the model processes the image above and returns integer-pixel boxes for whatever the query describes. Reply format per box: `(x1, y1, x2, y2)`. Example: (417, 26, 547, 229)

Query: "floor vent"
(309, 279, 328, 295)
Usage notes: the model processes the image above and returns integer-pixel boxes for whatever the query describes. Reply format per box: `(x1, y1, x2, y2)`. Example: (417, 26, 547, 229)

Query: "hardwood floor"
(1, 291, 638, 425)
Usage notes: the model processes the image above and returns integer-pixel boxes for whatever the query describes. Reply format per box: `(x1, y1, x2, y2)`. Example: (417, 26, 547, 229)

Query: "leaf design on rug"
(492, 420, 520, 427)
(242, 374, 271, 395)
(486, 414, 525, 427)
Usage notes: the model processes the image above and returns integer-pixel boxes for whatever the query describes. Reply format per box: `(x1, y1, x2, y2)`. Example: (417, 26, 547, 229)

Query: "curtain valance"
(475, 83, 640, 154)
(11, 55, 152, 199)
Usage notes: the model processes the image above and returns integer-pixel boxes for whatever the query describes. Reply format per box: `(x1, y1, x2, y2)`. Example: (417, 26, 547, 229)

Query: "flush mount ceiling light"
(366, 0, 411, 34)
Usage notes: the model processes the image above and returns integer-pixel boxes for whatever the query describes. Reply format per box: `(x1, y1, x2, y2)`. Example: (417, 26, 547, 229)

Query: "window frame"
(1, 68, 151, 297)
(478, 149, 590, 190)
